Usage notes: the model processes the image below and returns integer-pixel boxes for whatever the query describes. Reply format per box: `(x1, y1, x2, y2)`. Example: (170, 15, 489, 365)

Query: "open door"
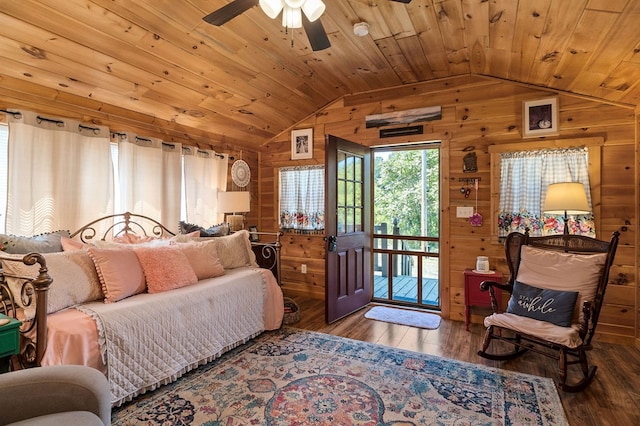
(325, 135, 371, 323)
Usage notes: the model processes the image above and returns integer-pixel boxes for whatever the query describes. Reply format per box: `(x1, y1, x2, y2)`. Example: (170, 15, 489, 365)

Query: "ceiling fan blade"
(203, 0, 258, 26)
(302, 15, 331, 51)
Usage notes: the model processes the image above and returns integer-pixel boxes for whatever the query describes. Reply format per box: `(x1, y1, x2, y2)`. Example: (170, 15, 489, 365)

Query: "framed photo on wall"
(291, 128, 313, 160)
(523, 97, 559, 138)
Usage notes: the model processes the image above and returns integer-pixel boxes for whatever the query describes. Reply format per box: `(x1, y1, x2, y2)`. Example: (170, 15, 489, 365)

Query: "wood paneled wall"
(258, 75, 638, 345)
(2, 73, 637, 344)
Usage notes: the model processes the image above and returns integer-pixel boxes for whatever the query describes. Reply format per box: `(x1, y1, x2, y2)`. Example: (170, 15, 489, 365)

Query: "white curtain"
(6, 110, 113, 234)
(115, 132, 182, 231)
(182, 146, 227, 227)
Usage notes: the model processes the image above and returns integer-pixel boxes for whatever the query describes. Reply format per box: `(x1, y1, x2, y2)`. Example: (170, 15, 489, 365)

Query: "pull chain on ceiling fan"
(203, 0, 412, 51)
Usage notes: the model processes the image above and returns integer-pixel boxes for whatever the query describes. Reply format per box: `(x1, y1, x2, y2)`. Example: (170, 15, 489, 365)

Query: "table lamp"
(543, 182, 590, 235)
(218, 191, 250, 232)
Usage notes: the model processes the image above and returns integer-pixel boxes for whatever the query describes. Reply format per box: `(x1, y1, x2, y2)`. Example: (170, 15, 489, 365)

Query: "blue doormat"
(364, 305, 441, 329)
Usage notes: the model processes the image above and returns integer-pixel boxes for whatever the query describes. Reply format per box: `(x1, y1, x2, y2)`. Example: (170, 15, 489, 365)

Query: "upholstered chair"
(0, 365, 111, 426)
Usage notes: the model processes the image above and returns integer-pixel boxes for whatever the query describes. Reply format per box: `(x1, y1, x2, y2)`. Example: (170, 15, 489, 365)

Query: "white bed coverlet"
(77, 267, 266, 406)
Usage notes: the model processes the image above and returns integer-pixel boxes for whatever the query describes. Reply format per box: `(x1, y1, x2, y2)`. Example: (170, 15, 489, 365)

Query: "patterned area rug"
(365, 305, 442, 329)
(112, 328, 568, 425)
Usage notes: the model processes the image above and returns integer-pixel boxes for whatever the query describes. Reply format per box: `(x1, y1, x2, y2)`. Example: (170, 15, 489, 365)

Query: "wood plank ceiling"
(0, 0, 639, 149)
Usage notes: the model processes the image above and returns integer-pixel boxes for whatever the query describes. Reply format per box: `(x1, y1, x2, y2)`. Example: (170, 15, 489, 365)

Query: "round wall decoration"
(231, 160, 251, 187)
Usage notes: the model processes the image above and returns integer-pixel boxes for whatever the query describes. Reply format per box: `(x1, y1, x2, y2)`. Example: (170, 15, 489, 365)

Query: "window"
(489, 137, 604, 241)
(279, 166, 324, 232)
(0, 115, 226, 234)
(0, 124, 7, 233)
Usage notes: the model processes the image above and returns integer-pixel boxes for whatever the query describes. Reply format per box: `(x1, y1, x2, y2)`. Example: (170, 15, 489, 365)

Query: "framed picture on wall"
(523, 97, 559, 138)
(291, 128, 313, 160)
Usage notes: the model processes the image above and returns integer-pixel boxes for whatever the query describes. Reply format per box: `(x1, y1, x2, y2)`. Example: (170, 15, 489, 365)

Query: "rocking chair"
(477, 229, 619, 392)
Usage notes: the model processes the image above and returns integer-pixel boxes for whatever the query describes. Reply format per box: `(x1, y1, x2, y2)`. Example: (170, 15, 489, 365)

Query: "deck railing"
(372, 222, 440, 307)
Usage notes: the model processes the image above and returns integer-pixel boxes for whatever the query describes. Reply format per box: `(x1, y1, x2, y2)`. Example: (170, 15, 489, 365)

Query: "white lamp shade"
(543, 182, 590, 215)
(282, 5, 302, 28)
(217, 191, 251, 213)
(301, 0, 325, 22)
(259, 0, 284, 19)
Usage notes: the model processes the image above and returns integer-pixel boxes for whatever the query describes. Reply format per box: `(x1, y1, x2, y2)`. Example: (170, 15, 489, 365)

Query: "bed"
(0, 212, 284, 406)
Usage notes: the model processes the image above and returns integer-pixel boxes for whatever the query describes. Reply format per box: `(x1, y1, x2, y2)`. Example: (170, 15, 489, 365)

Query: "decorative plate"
(231, 160, 250, 187)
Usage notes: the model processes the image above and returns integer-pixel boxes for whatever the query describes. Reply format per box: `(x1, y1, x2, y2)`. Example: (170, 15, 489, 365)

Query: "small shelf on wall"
(458, 177, 481, 184)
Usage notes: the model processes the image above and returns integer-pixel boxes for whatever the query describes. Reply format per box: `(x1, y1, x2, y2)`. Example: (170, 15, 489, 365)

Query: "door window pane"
(337, 150, 364, 236)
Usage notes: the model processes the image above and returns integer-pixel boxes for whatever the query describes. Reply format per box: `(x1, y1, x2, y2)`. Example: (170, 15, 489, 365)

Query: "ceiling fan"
(203, 0, 412, 52)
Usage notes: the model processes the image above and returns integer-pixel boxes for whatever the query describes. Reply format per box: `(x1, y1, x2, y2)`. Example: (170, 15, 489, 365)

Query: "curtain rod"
(0, 109, 22, 119)
(78, 123, 101, 135)
(37, 115, 64, 127)
(182, 146, 225, 158)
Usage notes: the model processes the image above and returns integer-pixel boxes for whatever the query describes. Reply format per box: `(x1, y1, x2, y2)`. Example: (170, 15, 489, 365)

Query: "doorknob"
(326, 235, 337, 252)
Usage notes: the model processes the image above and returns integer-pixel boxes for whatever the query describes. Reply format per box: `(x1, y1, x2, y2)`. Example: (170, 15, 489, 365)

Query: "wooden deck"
(372, 274, 439, 306)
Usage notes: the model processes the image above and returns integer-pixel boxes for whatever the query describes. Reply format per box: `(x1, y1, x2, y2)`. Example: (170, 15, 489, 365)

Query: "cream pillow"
(516, 245, 607, 323)
(2, 250, 103, 320)
(87, 247, 146, 303)
(178, 241, 225, 280)
(194, 230, 257, 269)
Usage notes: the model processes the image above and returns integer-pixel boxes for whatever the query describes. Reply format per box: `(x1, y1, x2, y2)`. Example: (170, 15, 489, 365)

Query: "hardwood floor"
(291, 297, 640, 426)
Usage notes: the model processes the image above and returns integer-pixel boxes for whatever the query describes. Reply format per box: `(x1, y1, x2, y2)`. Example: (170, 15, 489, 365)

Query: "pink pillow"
(61, 237, 86, 251)
(113, 233, 156, 244)
(88, 247, 146, 303)
(134, 245, 198, 293)
(178, 241, 225, 280)
(167, 230, 201, 243)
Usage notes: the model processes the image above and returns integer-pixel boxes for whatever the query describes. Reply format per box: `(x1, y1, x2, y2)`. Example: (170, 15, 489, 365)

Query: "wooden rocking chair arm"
(578, 300, 594, 339)
(479, 280, 511, 313)
(479, 280, 512, 293)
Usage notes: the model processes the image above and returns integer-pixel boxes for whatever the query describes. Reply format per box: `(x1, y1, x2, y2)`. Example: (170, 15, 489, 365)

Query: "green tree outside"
(374, 148, 440, 248)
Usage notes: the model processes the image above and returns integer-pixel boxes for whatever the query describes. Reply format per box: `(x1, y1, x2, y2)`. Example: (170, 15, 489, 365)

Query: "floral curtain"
(498, 147, 595, 237)
(279, 166, 324, 231)
(6, 110, 113, 234)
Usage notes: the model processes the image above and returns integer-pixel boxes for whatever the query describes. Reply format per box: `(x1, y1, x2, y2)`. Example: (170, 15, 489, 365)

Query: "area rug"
(365, 305, 442, 329)
(112, 328, 568, 425)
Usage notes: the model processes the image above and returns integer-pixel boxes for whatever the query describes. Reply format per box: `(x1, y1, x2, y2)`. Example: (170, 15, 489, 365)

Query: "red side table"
(464, 269, 502, 331)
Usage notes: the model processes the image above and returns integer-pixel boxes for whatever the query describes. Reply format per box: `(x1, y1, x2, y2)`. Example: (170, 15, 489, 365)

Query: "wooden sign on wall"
(365, 106, 442, 128)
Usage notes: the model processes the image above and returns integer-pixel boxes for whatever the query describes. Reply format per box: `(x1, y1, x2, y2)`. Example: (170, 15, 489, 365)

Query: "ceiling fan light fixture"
(284, 0, 306, 8)
(282, 5, 302, 28)
(259, 0, 284, 19)
(301, 0, 326, 22)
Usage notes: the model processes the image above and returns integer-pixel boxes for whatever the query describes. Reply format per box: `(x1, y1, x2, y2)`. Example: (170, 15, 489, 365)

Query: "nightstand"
(0, 313, 22, 372)
(464, 269, 502, 331)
